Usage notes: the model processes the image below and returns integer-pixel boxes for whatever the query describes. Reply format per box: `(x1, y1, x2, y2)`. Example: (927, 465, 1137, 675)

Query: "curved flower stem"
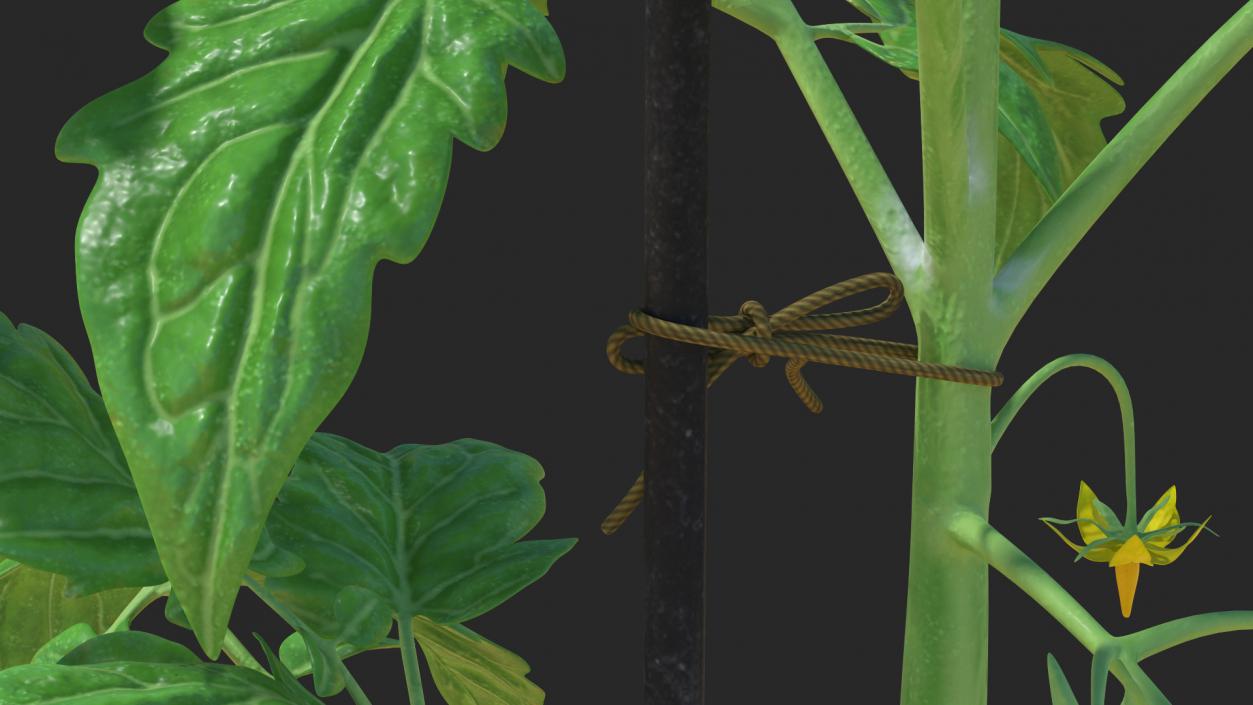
(104, 582, 170, 633)
(396, 616, 426, 705)
(244, 576, 374, 705)
(221, 630, 266, 673)
(1124, 611, 1253, 660)
(991, 354, 1139, 525)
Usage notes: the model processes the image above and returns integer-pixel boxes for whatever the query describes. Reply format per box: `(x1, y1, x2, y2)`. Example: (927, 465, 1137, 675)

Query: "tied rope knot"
(737, 299, 774, 368)
(600, 272, 1004, 536)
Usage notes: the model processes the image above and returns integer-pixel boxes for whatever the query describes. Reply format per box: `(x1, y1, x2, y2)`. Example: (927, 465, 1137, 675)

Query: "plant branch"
(244, 576, 374, 705)
(714, 0, 926, 290)
(104, 582, 170, 633)
(993, 2, 1253, 334)
(947, 512, 1170, 705)
(1124, 611, 1253, 660)
(991, 354, 1138, 524)
(397, 616, 426, 705)
(949, 512, 1111, 651)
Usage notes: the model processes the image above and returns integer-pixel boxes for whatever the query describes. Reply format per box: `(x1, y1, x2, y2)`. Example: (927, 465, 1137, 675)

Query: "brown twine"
(601, 272, 1002, 535)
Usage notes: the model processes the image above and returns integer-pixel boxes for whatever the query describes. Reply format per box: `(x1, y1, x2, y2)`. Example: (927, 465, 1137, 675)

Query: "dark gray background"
(2, 1, 1250, 703)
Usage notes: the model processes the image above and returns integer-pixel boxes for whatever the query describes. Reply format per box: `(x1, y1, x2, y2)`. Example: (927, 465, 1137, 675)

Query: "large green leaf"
(829, 0, 1124, 264)
(0, 562, 138, 670)
(0, 661, 316, 705)
(55, 0, 565, 655)
(0, 314, 302, 595)
(0, 315, 163, 591)
(263, 435, 574, 695)
(413, 616, 544, 705)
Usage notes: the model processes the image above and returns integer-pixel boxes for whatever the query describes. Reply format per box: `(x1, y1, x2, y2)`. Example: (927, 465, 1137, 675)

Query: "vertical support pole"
(643, 1, 709, 704)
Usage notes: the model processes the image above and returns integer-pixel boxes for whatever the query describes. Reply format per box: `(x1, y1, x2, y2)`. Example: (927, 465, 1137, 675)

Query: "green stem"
(1124, 611, 1253, 660)
(713, 0, 925, 290)
(948, 513, 1168, 705)
(244, 576, 374, 705)
(950, 512, 1110, 650)
(221, 629, 266, 673)
(104, 582, 170, 633)
(991, 354, 1138, 524)
(993, 1, 1253, 336)
(902, 379, 995, 705)
(898, 2, 1002, 704)
(397, 616, 426, 705)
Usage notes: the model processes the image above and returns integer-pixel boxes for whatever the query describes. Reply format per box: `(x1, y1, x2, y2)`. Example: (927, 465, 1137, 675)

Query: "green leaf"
(0, 314, 164, 591)
(0, 661, 317, 704)
(1045, 653, 1079, 705)
(994, 33, 1124, 266)
(413, 616, 544, 705)
(0, 315, 302, 599)
(31, 624, 98, 666)
(255, 634, 323, 705)
(58, 631, 200, 666)
(55, 0, 565, 656)
(277, 632, 361, 681)
(262, 435, 574, 694)
(836, 1, 1125, 265)
(997, 61, 1062, 201)
(0, 562, 139, 669)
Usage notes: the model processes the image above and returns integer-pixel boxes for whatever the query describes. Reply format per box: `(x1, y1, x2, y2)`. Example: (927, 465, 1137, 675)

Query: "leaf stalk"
(993, 1, 1253, 337)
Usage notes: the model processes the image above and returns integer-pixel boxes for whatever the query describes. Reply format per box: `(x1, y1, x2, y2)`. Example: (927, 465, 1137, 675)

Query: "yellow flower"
(1041, 481, 1214, 618)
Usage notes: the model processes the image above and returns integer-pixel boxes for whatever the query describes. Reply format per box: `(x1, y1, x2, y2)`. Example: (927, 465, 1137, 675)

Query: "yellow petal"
(1150, 516, 1211, 565)
(1114, 562, 1141, 618)
(1142, 485, 1179, 534)
(1077, 481, 1112, 544)
(1041, 519, 1118, 562)
(1109, 534, 1153, 567)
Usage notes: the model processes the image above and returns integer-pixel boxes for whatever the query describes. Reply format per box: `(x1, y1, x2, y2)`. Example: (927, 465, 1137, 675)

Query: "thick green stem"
(397, 617, 426, 705)
(994, 1, 1253, 335)
(104, 582, 170, 633)
(991, 354, 1138, 524)
(713, 0, 925, 289)
(899, 1, 1002, 704)
(900, 377, 994, 705)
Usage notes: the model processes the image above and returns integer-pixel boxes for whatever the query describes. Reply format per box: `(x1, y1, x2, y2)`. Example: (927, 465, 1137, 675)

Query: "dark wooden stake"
(643, 1, 709, 704)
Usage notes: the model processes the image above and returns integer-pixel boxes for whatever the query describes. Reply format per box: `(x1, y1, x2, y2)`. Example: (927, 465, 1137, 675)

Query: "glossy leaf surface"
(836, 0, 1124, 264)
(0, 561, 137, 669)
(263, 435, 574, 694)
(413, 616, 544, 705)
(0, 661, 315, 705)
(56, 0, 565, 654)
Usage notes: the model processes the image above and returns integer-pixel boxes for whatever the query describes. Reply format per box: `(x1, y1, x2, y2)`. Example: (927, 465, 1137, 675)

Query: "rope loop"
(601, 272, 1003, 535)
